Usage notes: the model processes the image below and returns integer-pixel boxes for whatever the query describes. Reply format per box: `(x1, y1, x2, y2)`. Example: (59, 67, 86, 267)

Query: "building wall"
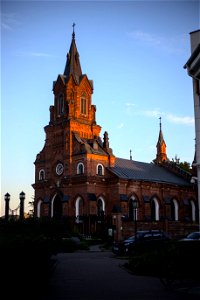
(33, 32, 198, 236)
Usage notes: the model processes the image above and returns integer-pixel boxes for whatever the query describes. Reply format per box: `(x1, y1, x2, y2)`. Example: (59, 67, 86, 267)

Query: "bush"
(127, 240, 200, 281)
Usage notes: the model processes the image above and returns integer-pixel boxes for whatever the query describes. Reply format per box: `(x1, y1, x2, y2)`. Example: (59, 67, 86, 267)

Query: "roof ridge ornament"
(72, 22, 76, 39)
(159, 116, 162, 131)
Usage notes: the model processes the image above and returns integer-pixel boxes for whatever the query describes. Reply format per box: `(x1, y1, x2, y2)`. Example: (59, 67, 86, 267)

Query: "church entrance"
(52, 194, 62, 219)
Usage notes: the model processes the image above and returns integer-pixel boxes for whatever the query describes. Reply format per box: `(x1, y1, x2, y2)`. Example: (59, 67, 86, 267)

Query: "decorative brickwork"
(33, 29, 197, 237)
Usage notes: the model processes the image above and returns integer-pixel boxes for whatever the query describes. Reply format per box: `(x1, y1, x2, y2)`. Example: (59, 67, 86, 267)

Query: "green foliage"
(171, 157, 191, 173)
(127, 240, 200, 281)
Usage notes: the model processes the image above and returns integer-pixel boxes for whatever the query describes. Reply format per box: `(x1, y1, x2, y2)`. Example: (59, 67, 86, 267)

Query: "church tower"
(155, 117, 168, 163)
(32, 27, 196, 238)
(33, 26, 115, 221)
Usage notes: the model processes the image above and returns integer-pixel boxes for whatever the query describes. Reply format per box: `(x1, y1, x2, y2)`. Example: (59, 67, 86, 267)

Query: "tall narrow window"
(37, 199, 43, 218)
(151, 198, 159, 221)
(75, 197, 84, 223)
(57, 94, 64, 115)
(97, 198, 105, 218)
(171, 199, 178, 221)
(39, 169, 45, 180)
(81, 94, 87, 115)
(189, 200, 196, 222)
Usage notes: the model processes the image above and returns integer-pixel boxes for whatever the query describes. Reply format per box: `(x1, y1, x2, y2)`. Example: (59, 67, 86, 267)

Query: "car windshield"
(187, 232, 200, 239)
(124, 236, 135, 242)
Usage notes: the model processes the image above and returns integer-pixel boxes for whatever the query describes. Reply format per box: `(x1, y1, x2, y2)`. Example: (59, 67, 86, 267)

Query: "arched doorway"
(51, 194, 62, 219)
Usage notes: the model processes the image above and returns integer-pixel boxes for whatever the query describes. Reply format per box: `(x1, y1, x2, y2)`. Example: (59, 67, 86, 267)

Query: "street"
(37, 247, 199, 300)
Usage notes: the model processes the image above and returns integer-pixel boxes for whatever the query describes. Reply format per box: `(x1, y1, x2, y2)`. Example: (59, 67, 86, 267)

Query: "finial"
(159, 116, 162, 130)
(72, 22, 76, 38)
(130, 149, 132, 160)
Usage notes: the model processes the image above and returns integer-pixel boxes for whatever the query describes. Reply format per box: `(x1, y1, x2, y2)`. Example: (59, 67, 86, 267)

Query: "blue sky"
(1, 0, 199, 215)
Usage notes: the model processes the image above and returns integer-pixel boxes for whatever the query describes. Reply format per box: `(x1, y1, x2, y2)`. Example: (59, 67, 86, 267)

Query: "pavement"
(36, 244, 200, 300)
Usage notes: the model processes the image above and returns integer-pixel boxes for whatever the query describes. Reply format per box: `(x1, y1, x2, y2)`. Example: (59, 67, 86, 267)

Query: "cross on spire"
(72, 22, 76, 38)
(159, 116, 162, 130)
(130, 149, 132, 160)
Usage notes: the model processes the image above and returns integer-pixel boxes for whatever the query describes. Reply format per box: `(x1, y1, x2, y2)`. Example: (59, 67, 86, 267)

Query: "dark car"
(112, 230, 171, 255)
(179, 231, 200, 241)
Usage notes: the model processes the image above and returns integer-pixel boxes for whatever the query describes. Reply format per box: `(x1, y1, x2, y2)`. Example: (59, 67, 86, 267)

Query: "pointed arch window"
(51, 194, 62, 219)
(75, 197, 84, 223)
(171, 199, 179, 221)
(151, 197, 159, 221)
(37, 199, 43, 218)
(80, 93, 87, 115)
(97, 198, 105, 218)
(189, 200, 196, 222)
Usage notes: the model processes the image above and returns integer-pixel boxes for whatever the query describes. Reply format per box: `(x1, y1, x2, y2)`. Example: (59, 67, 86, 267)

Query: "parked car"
(179, 231, 200, 241)
(112, 230, 171, 255)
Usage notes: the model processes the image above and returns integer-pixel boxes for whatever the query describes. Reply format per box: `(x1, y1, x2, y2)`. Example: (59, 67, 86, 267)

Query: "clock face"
(56, 163, 64, 175)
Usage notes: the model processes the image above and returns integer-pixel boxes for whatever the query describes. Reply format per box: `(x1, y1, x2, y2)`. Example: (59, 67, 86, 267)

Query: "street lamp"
(4, 193, 10, 221)
(132, 200, 139, 241)
(19, 191, 25, 220)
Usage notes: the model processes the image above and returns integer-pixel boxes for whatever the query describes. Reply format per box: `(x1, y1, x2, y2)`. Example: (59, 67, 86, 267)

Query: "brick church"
(33, 28, 198, 237)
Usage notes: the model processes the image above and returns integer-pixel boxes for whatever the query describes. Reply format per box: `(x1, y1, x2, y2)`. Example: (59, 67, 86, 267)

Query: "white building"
(184, 29, 200, 230)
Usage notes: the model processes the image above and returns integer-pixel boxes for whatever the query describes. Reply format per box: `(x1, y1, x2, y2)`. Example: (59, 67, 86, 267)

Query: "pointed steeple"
(64, 23, 82, 83)
(155, 117, 168, 163)
(157, 117, 164, 144)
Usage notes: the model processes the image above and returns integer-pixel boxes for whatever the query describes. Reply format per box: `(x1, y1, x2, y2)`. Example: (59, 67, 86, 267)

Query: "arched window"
(77, 162, 84, 174)
(171, 199, 179, 221)
(129, 196, 139, 221)
(39, 169, 45, 180)
(96, 164, 104, 176)
(37, 199, 43, 218)
(189, 200, 196, 222)
(75, 197, 84, 222)
(97, 198, 105, 217)
(80, 93, 87, 115)
(151, 197, 159, 221)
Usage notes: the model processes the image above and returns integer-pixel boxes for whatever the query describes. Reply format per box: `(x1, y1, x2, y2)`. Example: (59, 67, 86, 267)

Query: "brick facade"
(33, 30, 198, 237)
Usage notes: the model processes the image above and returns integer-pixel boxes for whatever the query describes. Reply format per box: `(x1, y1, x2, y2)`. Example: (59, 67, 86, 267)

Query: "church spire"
(64, 23, 82, 83)
(155, 117, 168, 163)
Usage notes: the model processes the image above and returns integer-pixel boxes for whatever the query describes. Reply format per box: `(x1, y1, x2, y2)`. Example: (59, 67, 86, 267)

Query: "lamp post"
(19, 191, 25, 220)
(132, 200, 139, 241)
(4, 193, 10, 221)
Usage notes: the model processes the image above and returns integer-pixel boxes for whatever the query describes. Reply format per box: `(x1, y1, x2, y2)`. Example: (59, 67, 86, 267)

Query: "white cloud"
(127, 30, 185, 55)
(129, 106, 194, 126)
(15, 51, 54, 58)
(125, 102, 135, 107)
(166, 113, 194, 125)
(143, 109, 161, 118)
(128, 30, 161, 46)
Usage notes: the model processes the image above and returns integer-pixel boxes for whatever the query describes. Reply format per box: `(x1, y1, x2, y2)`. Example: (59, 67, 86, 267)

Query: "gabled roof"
(108, 157, 191, 187)
(73, 133, 108, 156)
